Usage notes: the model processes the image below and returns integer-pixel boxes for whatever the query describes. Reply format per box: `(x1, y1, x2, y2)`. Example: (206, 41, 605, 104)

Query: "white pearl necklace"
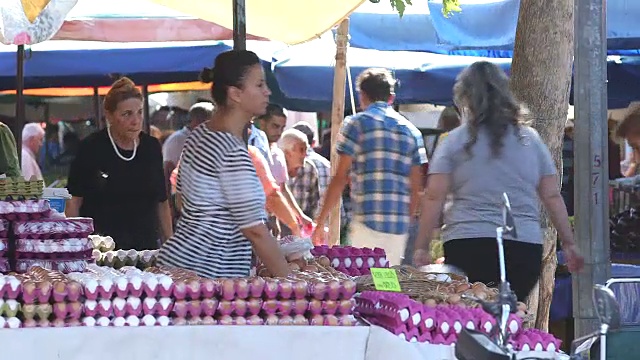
(107, 126, 138, 162)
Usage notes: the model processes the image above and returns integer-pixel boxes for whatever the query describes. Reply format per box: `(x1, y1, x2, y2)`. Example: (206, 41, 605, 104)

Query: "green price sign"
(370, 268, 402, 292)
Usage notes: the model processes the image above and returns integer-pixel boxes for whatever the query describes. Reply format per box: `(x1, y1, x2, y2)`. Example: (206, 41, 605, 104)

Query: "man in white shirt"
(162, 102, 214, 185)
(21, 123, 45, 180)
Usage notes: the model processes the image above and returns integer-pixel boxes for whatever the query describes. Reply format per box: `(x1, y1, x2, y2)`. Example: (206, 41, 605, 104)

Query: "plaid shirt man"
(287, 158, 321, 218)
(336, 102, 428, 235)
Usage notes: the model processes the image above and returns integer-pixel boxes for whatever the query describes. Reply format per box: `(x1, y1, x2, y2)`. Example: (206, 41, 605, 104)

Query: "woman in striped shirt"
(157, 50, 289, 279)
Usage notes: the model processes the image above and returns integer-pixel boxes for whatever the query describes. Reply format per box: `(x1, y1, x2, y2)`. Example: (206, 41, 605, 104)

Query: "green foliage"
(369, 0, 461, 18)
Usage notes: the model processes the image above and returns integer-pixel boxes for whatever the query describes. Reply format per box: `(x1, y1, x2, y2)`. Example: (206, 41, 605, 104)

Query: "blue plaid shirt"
(336, 102, 428, 235)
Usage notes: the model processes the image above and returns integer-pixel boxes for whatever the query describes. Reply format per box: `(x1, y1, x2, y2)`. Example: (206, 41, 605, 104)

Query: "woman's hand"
(412, 248, 431, 267)
(564, 243, 585, 273)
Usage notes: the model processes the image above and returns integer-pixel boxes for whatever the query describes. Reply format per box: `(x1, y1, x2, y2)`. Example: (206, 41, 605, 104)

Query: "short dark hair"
(188, 102, 215, 124)
(293, 122, 314, 145)
(616, 105, 640, 140)
(256, 103, 287, 121)
(356, 68, 396, 103)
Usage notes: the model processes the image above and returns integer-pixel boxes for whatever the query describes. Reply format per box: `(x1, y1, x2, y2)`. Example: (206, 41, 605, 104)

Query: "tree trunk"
(510, 0, 574, 331)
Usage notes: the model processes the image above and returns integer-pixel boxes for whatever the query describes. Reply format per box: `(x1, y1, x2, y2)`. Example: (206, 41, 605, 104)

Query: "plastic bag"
(279, 236, 314, 261)
(0, 0, 78, 45)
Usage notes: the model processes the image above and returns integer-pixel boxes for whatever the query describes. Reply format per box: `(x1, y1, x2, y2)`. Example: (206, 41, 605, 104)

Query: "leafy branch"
(369, 0, 462, 18)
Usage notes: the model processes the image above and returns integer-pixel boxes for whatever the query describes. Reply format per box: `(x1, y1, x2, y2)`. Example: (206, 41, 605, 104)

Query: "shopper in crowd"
(256, 104, 313, 231)
(21, 123, 45, 181)
(616, 105, 640, 177)
(157, 50, 289, 279)
(247, 142, 301, 237)
(312, 68, 427, 264)
(149, 125, 163, 142)
(280, 128, 321, 219)
(66, 77, 173, 250)
(412, 61, 584, 301)
(607, 118, 623, 180)
(0, 121, 20, 178)
(292, 122, 331, 203)
(162, 102, 214, 186)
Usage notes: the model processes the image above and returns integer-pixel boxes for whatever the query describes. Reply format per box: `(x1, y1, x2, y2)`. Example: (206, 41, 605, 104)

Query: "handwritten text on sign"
(370, 268, 402, 292)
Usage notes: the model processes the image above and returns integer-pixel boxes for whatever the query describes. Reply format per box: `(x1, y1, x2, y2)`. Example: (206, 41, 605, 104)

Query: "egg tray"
(15, 259, 87, 274)
(0, 220, 7, 238)
(16, 238, 92, 255)
(0, 200, 51, 220)
(0, 178, 44, 199)
(15, 248, 93, 260)
(13, 218, 94, 240)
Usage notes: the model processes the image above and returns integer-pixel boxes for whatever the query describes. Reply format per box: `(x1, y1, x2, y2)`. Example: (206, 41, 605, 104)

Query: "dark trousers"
(444, 238, 543, 301)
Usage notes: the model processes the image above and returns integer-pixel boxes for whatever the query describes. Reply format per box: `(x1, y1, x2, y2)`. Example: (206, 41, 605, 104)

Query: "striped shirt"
(157, 125, 266, 278)
(336, 102, 428, 235)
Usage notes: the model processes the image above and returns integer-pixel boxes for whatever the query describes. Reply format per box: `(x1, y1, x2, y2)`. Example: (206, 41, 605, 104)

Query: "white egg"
(412, 313, 421, 326)
(344, 258, 352, 267)
(355, 257, 364, 268)
(398, 308, 410, 322)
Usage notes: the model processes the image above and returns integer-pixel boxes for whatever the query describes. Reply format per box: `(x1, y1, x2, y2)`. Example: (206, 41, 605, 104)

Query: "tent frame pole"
(14, 45, 26, 163)
(328, 18, 350, 246)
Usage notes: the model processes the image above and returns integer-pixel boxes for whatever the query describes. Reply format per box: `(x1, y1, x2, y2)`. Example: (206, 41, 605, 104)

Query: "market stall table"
(364, 325, 565, 360)
(0, 325, 369, 360)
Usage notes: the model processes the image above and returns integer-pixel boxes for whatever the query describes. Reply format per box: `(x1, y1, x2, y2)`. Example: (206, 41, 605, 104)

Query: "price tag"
(370, 268, 402, 292)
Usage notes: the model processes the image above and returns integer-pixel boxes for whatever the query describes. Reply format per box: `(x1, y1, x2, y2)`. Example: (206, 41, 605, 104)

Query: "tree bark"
(510, 0, 574, 331)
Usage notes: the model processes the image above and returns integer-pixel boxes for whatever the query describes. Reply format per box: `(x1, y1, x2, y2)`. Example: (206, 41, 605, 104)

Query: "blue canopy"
(272, 41, 468, 110)
(272, 42, 640, 110)
(0, 41, 233, 89)
(0, 40, 324, 111)
(348, 0, 640, 56)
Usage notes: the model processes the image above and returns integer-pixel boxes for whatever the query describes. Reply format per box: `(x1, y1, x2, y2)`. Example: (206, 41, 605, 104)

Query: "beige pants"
(349, 220, 408, 266)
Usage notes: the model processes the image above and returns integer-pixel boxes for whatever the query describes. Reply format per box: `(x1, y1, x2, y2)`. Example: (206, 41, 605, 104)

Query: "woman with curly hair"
(412, 61, 583, 300)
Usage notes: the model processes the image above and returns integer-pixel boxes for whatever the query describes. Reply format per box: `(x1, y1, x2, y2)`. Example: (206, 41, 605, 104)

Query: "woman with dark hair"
(66, 77, 173, 250)
(157, 50, 289, 279)
(412, 61, 583, 300)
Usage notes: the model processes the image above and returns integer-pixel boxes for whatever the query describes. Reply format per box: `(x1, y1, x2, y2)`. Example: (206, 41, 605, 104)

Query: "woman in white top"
(157, 50, 289, 279)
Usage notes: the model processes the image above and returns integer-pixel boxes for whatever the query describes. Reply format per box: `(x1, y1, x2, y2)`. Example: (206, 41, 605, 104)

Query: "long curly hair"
(453, 61, 531, 158)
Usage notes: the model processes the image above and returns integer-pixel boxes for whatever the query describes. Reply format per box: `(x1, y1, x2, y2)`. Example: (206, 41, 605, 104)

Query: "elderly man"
(21, 123, 45, 180)
(280, 128, 321, 220)
(163, 102, 215, 184)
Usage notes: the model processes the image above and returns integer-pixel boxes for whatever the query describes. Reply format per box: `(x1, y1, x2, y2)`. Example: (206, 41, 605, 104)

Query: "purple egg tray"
(311, 245, 389, 276)
(13, 218, 94, 239)
(0, 200, 51, 220)
(0, 258, 9, 273)
(16, 248, 93, 260)
(0, 220, 7, 238)
(354, 291, 551, 348)
(15, 238, 92, 254)
(0, 238, 7, 257)
(15, 259, 88, 274)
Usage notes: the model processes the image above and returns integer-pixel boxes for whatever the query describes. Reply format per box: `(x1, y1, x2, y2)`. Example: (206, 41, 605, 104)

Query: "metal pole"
(573, 0, 610, 337)
(142, 85, 151, 134)
(14, 45, 26, 163)
(93, 87, 102, 129)
(233, 0, 247, 50)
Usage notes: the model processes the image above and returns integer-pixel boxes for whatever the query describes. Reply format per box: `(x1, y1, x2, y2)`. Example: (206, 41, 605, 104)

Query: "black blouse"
(67, 129, 167, 250)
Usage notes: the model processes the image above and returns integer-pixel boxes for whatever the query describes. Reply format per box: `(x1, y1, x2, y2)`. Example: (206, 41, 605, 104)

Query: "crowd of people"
(17, 47, 640, 301)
